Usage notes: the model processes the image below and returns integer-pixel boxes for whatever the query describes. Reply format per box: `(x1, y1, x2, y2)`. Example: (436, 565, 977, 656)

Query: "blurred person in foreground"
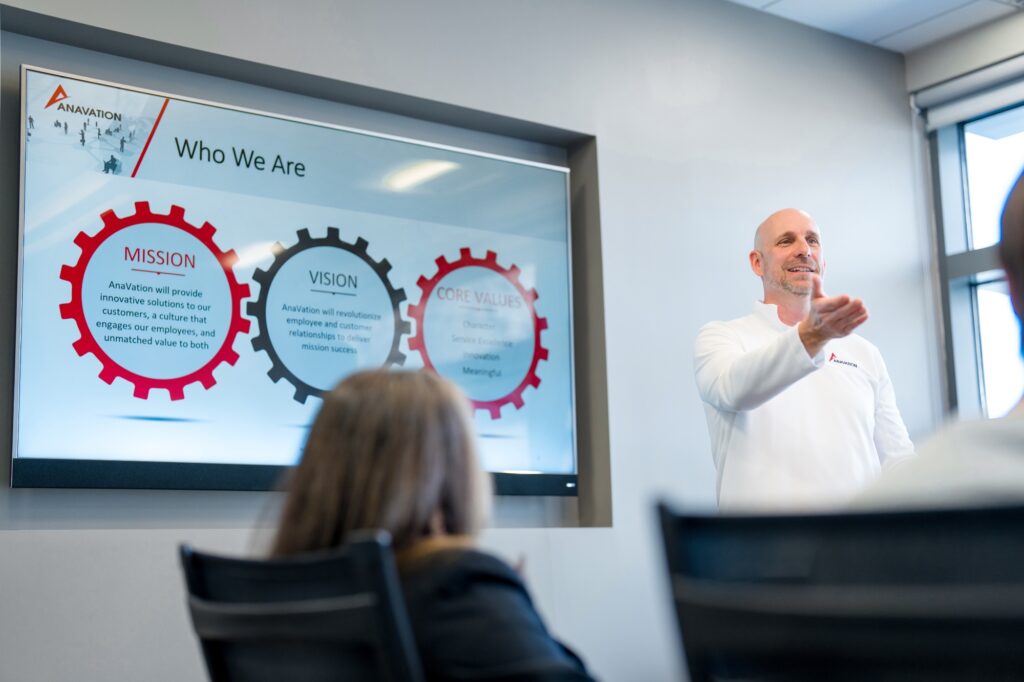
(271, 369, 595, 681)
(857, 168, 1024, 507)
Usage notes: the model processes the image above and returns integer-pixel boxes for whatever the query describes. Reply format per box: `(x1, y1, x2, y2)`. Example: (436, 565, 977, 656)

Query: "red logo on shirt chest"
(829, 352, 859, 369)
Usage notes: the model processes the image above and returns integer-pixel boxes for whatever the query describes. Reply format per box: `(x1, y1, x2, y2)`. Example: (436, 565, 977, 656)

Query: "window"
(933, 102, 1024, 419)
(975, 279, 1023, 417)
(964, 108, 1024, 250)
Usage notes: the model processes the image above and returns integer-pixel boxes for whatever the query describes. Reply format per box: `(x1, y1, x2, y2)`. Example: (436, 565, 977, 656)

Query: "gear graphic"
(247, 227, 410, 404)
(407, 248, 549, 419)
(58, 201, 251, 400)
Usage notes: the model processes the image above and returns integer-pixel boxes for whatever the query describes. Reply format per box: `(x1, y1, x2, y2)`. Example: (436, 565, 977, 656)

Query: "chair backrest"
(179, 531, 424, 682)
(658, 502, 1024, 682)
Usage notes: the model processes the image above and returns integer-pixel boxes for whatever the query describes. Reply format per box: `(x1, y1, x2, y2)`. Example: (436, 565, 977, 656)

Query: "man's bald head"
(1000, 170, 1024, 326)
(754, 208, 818, 251)
(749, 208, 824, 301)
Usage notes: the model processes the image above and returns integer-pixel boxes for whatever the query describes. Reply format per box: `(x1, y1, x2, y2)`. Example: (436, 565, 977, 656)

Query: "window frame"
(930, 109, 1019, 420)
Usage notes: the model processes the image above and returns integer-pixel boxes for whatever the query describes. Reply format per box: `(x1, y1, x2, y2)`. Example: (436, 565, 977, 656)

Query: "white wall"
(0, 1, 940, 680)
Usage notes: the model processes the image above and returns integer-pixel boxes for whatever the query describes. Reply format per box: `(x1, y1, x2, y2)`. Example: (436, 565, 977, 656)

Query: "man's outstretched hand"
(797, 275, 868, 357)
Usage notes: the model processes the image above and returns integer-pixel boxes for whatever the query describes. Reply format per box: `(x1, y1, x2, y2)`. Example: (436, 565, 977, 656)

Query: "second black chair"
(659, 502, 1024, 682)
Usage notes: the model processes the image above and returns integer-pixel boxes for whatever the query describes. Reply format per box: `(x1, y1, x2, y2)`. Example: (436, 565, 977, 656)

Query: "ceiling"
(723, 0, 1024, 53)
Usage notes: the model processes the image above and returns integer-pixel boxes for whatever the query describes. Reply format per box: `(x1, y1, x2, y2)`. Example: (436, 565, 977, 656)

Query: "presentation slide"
(15, 66, 577, 481)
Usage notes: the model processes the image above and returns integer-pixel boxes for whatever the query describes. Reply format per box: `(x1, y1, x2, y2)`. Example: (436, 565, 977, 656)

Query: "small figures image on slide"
(59, 201, 251, 400)
(408, 248, 549, 419)
(102, 155, 121, 175)
(247, 227, 410, 404)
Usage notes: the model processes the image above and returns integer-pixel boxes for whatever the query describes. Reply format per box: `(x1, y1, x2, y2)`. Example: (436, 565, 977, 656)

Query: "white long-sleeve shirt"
(694, 301, 914, 511)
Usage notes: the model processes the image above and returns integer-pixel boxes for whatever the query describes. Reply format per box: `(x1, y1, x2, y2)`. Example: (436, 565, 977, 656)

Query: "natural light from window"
(976, 280, 1024, 417)
(964, 105, 1024, 250)
(963, 104, 1024, 417)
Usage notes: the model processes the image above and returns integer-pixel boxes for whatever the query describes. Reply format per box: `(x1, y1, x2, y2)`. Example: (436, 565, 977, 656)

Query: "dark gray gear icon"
(247, 226, 409, 404)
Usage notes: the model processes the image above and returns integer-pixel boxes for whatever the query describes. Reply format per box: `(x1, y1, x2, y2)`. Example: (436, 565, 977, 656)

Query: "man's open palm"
(798, 275, 868, 357)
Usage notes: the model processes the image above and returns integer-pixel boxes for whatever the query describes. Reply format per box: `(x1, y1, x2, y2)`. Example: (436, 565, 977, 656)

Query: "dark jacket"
(400, 547, 596, 682)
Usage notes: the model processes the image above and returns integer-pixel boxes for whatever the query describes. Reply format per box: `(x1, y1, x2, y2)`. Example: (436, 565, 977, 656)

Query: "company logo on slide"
(43, 83, 124, 121)
(45, 84, 69, 109)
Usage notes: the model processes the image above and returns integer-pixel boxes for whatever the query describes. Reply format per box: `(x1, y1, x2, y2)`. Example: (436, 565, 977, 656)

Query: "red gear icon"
(407, 248, 548, 419)
(59, 201, 251, 400)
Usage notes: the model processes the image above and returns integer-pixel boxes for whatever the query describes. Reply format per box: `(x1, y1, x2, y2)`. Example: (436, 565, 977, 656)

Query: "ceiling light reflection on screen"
(383, 160, 459, 191)
(234, 241, 278, 269)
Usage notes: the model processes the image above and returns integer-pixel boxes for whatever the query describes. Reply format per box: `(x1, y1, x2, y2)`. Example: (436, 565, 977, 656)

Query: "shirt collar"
(752, 300, 792, 331)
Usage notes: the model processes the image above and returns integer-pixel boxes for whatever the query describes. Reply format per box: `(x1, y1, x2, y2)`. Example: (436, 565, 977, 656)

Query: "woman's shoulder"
(398, 539, 594, 680)
(400, 541, 524, 599)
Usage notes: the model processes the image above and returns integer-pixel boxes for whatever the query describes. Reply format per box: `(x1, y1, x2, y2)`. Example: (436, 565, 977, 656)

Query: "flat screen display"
(13, 66, 577, 495)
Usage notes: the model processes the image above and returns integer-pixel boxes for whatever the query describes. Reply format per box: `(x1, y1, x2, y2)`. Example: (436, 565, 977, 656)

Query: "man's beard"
(765, 266, 816, 296)
(780, 278, 812, 296)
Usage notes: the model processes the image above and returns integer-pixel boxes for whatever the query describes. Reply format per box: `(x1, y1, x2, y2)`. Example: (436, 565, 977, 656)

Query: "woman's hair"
(270, 369, 490, 557)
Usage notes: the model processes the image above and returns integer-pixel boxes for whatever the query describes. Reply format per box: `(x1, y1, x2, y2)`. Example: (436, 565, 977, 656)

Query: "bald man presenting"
(694, 209, 914, 510)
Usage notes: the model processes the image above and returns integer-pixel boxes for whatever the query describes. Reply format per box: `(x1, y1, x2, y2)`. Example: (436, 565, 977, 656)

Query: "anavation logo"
(44, 83, 123, 122)
(828, 352, 859, 369)
(45, 84, 69, 109)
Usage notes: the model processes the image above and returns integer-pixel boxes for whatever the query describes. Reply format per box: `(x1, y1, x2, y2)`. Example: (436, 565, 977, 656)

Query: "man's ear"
(749, 249, 763, 277)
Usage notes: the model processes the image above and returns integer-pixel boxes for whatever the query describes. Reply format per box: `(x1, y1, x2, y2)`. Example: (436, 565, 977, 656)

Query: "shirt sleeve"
(694, 321, 825, 412)
(871, 351, 915, 467)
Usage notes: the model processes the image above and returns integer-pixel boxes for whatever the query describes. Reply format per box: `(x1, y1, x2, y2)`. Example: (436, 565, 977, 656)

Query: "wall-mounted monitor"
(13, 66, 577, 495)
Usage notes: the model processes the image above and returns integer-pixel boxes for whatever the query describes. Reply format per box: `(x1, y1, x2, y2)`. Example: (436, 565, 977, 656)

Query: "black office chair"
(179, 531, 424, 682)
(658, 502, 1024, 682)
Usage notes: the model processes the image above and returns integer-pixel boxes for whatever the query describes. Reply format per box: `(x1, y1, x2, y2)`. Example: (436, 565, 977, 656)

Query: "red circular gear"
(407, 247, 548, 419)
(58, 201, 251, 400)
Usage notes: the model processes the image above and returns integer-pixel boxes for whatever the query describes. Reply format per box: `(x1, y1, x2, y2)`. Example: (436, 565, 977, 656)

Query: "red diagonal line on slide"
(131, 98, 170, 178)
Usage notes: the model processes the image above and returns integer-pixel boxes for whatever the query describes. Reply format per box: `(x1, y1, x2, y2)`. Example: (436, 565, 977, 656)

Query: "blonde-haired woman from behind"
(272, 369, 595, 682)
